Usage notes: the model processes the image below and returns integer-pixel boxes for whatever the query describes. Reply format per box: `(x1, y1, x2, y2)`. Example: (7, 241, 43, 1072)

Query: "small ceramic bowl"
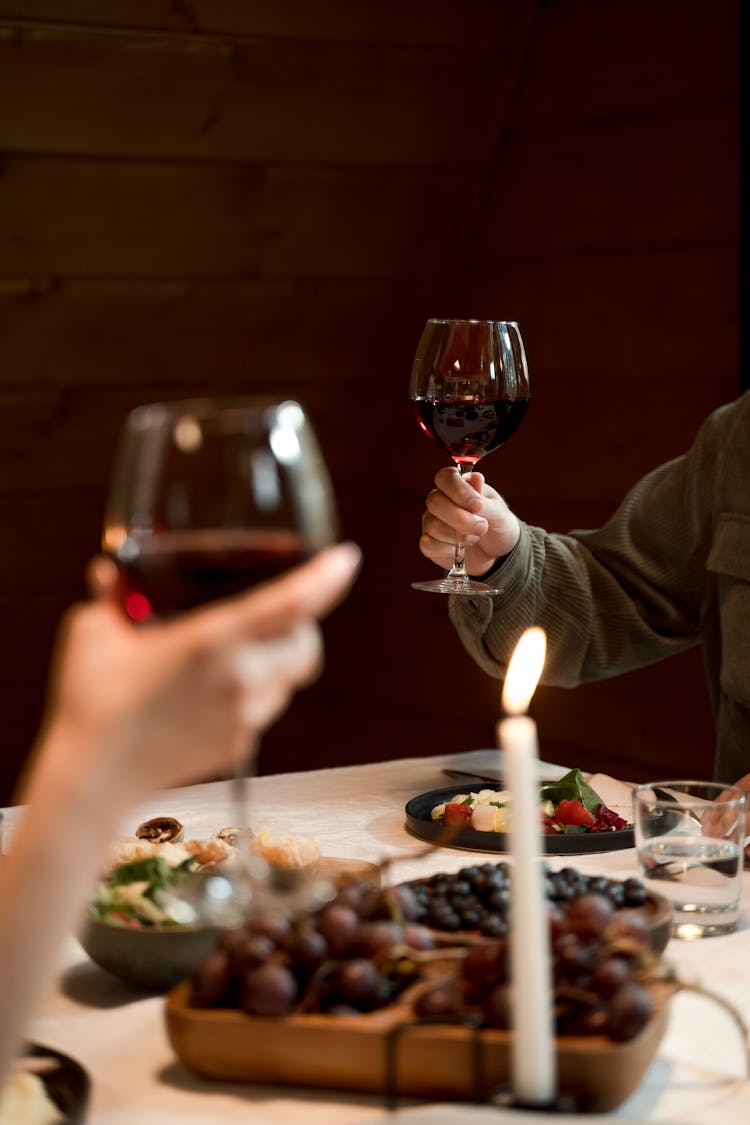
(79, 918, 223, 990)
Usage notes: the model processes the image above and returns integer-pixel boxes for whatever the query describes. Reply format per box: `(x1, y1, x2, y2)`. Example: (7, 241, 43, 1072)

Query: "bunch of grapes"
(188, 881, 432, 1018)
(414, 890, 656, 1042)
(187, 871, 659, 1044)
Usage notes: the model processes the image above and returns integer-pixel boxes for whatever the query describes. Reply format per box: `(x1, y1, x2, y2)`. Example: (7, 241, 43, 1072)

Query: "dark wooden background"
(0, 1, 739, 804)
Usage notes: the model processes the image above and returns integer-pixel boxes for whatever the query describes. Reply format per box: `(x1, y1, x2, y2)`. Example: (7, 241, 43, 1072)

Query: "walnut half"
(135, 816, 184, 844)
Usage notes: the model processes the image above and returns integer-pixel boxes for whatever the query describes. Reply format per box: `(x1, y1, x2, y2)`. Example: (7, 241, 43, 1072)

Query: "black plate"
(405, 785, 635, 854)
(18, 1043, 90, 1124)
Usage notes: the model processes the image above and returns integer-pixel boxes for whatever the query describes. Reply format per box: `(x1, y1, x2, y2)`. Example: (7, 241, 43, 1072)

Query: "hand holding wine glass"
(102, 396, 345, 919)
(410, 319, 530, 595)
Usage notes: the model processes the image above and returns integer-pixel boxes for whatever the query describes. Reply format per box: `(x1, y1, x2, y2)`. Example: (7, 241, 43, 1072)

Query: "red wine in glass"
(412, 398, 529, 469)
(410, 319, 530, 595)
(104, 397, 337, 620)
(115, 528, 310, 623)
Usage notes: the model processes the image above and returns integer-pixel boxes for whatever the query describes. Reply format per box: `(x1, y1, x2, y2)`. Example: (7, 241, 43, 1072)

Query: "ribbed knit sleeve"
(448, 401, 735, 687)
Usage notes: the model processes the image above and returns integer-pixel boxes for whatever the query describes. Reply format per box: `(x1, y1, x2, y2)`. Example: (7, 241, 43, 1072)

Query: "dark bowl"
(79, 918, 223, 990)
(21, 1044, 90, 1125)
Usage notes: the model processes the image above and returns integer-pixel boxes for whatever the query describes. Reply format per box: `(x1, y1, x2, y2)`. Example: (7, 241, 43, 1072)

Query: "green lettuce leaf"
(539, 768, 604, 815)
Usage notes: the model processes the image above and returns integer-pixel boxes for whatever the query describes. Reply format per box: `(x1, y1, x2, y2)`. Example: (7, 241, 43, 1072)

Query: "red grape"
(240, 961, 298, 1017)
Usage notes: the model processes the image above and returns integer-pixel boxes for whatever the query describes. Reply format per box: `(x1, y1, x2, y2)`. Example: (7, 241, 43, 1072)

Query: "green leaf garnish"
(539, 768, 604, 815)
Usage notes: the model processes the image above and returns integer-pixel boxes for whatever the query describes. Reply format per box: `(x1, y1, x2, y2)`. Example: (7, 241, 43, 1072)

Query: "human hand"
(729, 773, 750, 860)
(700, 775, 750, 862)
(28, 543, 361, 808)
(418, 466, 521, 577)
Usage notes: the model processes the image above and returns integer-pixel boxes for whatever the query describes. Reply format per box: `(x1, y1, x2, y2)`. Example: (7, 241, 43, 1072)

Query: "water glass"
(633, 780, 746, 939)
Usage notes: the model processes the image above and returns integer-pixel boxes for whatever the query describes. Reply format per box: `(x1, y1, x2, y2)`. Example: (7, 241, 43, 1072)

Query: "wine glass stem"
(447, 462, 471, 580)
(231, 766, 254, 850)
(230, 754, 268, 916)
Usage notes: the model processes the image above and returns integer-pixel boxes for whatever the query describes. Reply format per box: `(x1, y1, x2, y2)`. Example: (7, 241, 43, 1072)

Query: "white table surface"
(4, 748, 750, 1125)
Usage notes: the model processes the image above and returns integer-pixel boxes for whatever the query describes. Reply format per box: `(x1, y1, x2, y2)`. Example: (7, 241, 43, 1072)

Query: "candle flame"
(501, 627, 546, 715)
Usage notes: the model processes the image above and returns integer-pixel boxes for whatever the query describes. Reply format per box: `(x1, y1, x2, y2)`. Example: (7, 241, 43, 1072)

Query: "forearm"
(0, 727, 130, 1080)
(449, 438, 714, 687)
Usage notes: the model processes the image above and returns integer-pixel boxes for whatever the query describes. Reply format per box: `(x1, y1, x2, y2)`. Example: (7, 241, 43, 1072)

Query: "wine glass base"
(411, 577, 498, 596)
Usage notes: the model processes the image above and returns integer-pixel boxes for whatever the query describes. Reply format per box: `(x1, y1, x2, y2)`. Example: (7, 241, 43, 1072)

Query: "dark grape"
(189, 950, 233, 1007)
(402, 923, 436, 952)
(362, 885, 419, 922)
(479, 914, 508, 938)
(486, 887, 510, 912)
(334, 958, 387, 1009)
(332, 880, 369, 913)
(564, 893, 615, 937)
(285, 926, 328, 968)
(254, 914, 293, 946)
(462, 939, 508, 989)
(603, 981, 653, 1042)
(239, 961, 298, 1017)
(555, 931, 599, 976)
(623, 878, 648, 906)
(591, 957, 630, 998)
(607, 882, 625, 908)
(608, 910, 651, 949)
(413, 980, 465, 1021)
(357, 920, 405, 958)
(318, 904, 361, 956)
(231, 933, 276, 971)
(564, 1003, 608, 1036)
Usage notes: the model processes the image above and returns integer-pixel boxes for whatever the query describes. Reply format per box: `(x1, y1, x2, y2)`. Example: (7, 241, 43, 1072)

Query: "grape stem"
(660, 966, 750, 1078)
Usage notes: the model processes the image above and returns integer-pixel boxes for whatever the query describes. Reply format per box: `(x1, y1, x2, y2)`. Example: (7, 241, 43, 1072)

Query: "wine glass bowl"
(103, 397, 338, 622)
(410, 319, 530, 595)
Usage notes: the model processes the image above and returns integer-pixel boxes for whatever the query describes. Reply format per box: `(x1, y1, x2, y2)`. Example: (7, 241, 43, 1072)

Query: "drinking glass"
(410, 318, 530, 595)
(633, 780, 746, 939)
(103, 396, 339, 919)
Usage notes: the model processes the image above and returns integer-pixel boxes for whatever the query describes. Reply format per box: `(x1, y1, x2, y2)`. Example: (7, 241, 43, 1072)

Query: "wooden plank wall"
(0, 0, 738, 804)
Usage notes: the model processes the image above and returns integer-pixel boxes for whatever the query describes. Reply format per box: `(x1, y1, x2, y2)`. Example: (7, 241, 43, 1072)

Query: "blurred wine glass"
(410, 319, 530, 595)
(104, 397, 337, 621)
(103, 396, 339, 919)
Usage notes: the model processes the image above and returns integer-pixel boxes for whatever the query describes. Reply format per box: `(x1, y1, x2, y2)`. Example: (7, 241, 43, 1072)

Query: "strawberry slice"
(554, 798, 596, 828)
(443, 803, 473, 827)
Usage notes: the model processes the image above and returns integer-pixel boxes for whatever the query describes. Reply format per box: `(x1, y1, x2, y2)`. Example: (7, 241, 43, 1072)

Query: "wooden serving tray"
(164, 981, 670, 1112)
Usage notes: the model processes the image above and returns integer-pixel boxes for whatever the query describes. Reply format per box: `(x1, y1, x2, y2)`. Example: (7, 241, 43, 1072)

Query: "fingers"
(228, 622, 322, 736)
(423, 489, 488, 542)
(231, 622, 322, 694)
(434, 466, 486, 512)
(727, 775, 750, 856)
(418, 473, 488, 569)
(189, 541, 362, 645)
(85, 555, 120, 600)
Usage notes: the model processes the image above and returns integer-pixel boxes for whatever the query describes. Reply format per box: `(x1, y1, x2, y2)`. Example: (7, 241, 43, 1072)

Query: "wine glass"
(102, 396, 339, 920)
(410, 318, 530, 595)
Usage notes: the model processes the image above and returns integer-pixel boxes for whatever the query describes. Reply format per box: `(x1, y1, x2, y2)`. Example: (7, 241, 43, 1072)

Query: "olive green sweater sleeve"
(448, 404, 730, 686)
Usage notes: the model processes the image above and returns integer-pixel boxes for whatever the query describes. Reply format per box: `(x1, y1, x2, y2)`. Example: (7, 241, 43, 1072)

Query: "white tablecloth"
(4, 749, 750, 1125)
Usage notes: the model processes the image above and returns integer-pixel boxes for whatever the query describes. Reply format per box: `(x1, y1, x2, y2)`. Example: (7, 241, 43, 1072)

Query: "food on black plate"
(432, 768, 631, 835)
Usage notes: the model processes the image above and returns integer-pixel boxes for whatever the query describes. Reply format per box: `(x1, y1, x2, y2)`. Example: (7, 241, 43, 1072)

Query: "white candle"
(496, 627, 556, 1106)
